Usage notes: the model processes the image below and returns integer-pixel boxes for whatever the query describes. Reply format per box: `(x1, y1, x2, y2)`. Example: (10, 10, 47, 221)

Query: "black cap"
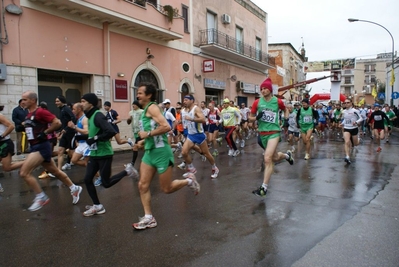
(81, 93, 99, 107)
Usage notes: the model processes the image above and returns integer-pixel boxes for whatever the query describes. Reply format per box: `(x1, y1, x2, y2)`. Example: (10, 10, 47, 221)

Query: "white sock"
(37, 192, 46, 199)
(69, 184, 77, 191)
(144, 214, 153, 219)
(186, 178, 192, 186)
(262, 183, 268, 190)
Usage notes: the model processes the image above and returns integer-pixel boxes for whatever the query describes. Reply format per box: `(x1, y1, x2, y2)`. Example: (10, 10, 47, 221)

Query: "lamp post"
(348, 18, 395, 106)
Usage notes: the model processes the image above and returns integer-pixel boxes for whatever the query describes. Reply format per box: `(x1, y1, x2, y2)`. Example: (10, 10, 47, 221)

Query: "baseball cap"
(163, 99, 171, 104)
(223, 98, 230, 104)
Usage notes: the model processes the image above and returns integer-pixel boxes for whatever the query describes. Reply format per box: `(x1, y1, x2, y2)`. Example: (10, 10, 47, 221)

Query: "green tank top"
(141, 102, 169, 150)
(299, 107, 314, 127)
(88, 110, 113, 157)
(257, 96, 280, 132)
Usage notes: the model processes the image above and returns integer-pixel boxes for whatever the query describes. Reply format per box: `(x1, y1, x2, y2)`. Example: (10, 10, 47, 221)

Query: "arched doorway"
(180, 83, 189, 102)
(134, 69, 162, 103)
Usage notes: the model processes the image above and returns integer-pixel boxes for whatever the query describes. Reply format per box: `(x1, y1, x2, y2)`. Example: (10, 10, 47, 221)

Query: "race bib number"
(374, 115, 382, 121)
(344, 119, 353, 125)
(303, 116, 312, 123)
(25, 127, 34, 140)
(260, 111, 277, 123)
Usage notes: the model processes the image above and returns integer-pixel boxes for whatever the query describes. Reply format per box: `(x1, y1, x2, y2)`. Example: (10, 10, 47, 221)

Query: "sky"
(251, 0, 399, 94)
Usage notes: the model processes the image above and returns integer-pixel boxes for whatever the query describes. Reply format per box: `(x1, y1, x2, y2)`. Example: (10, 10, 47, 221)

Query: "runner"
(180, 95, 219, 179)
(249, 77, 294, 197)
(369, 103, 390, 152)
(286, 103, 300, 152)
(0, 105, 25, 192)
(55, 95, 76, 171)
(207, 102, 221, 156)
(240, 103, 251, 141)
(68, 103, 90, 167)
(296, 98, 319, 160)
(127, 100, 144, 167)
(80, 93, 138, 216)
(132, 83, 200, 230)
(103, 101, 132, 146)
(220, 98, 242, 156)
(340, 98, 363, 164)
(19, 91, 82, 211)
(383, 104, 397, 143)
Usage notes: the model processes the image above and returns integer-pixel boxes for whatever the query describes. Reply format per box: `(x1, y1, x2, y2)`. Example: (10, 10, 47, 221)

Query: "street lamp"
(348, 18, 395, 106)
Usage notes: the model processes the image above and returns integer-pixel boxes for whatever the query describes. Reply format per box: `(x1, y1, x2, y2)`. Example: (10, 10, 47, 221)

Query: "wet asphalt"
(0, 131, 398, 267)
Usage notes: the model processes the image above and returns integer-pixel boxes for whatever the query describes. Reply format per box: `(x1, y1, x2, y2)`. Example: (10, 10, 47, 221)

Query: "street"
(0, 132, 398, 267)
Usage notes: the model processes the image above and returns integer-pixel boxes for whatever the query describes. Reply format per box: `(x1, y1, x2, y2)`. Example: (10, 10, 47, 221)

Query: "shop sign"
(204, 78, 225, 90)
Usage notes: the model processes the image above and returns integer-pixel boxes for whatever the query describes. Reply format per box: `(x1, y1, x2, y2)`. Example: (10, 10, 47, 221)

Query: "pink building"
(0, 0, 274, 139)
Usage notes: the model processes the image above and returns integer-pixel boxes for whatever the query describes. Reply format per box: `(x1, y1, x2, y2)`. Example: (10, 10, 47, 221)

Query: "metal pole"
(348, 18, 395, 106)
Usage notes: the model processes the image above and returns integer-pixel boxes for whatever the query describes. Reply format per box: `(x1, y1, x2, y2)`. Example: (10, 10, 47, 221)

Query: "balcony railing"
(126, 0, 180, 19)
(199, 29, 275, 67)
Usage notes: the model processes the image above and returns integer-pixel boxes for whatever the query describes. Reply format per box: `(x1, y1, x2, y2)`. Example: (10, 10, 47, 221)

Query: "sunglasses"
(344, 102, 351, 104)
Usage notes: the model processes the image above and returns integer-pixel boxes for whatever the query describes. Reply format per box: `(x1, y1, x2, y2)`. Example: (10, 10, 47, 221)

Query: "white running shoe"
(177, 162, 186, 170)
(185, 173, 200, 195)
(211, 166, 219, 179)
(228, 149, 234, 156)
(28, 195, 50, 212)
(233, 150, 240, 157)
(71, 186, 83, 204)
(61, 163, 71, 170)
(83, 205, 106, 217)
(125, 163, 139, 179)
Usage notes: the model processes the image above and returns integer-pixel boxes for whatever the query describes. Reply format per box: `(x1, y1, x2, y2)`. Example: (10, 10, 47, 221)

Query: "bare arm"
(138, 104, 171, 139)
(0, 115, 15, 137)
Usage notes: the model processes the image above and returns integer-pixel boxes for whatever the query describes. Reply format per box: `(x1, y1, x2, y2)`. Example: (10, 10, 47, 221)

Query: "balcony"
(198, 29, 275, 71)
(364, 69, 376, 73)
(26, 0, 184, 41)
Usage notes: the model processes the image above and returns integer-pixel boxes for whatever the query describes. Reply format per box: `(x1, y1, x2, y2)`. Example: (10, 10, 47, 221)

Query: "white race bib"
(25, 127, 34, 140)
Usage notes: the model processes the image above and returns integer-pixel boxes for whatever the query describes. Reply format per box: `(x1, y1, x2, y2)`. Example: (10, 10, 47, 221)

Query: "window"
(236, 26, 243, 54)
(364, 64, 376, 72)
(345, 87, 351, 95)
(182, 5, 189, 33)
(255, 37, 261, 60)
(344, 77, 351, 84)
(206, 11, 217, 44)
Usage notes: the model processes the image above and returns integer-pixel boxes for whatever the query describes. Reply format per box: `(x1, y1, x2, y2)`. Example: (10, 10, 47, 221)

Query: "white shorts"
(74, 142, 91, 157)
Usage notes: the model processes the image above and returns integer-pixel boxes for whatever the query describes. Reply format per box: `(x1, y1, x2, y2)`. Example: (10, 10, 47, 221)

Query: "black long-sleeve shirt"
(59, 105, 76, 134)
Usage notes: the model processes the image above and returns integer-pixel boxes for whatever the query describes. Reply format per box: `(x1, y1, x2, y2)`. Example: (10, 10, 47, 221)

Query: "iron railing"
(199, 28, 275, 67)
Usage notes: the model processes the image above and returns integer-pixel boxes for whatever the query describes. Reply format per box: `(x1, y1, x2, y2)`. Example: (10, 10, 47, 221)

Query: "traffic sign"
(392, 92, 399, 100)
(378, 92, 385, 100)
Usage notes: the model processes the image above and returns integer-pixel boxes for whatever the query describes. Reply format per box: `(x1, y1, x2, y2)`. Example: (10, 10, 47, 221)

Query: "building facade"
(0, 0, 274, 141)
(268, 43, 306, 102)
(351, 53, 393, 105)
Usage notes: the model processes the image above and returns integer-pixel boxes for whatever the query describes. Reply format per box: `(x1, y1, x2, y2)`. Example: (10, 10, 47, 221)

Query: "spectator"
(12, 99, 28, 155)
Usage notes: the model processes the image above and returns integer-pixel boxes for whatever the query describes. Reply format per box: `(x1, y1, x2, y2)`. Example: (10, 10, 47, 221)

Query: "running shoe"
(286, 150, 294, 165)
(212, 150, 219, 156)
(38, 171, 49, 179)
(232, 150, 240, 157)
(185, 172, 200, 195)
(125, 163, 139, 179)
(252, 186, 267, 197)
(94, 177, 102, 186)
(48, 173, 55, 178)
(61, 163, 71, 170)
(127, 138, 134, 147)
(83, 205, 106, 217)
(386, 139, 389, 143)
(291, 146, 295, 153)
(71, 186, 83, 204)
(132, 216, 157, 230)
(370, 136, 374, 140)
(377, 147, 382, 152)
(191, 149, 195, 154)
(186, 166, 197, 174)
(228, 149, 234, 156)
(200, 154, 206, 161)
(304, 153, 310, 160)
(210, 166, 219, 179)
(28, 195, 50, 212)
(177, 152, 183, 158)
(177, 162, 186, 170)
(344, 156, 351, 164)
(0, 183, 3, 193)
